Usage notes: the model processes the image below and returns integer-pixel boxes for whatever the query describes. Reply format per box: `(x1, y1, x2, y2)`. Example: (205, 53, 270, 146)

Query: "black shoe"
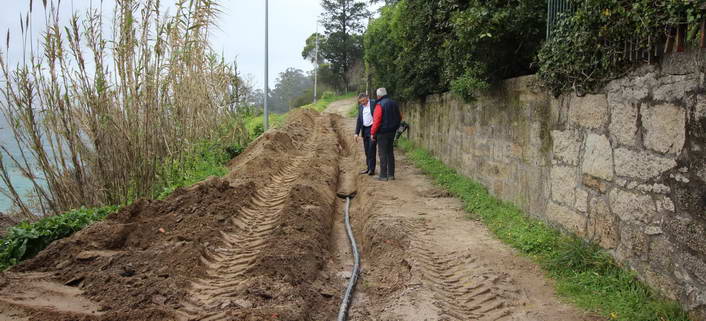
(376, 176, 388, 181)
(359, 170, 369, 175)
(390, 176, 396, 181)
(368, 171, 375, 176)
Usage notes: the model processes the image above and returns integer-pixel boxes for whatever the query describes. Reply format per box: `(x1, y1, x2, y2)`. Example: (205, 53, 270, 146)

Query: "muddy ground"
(0, 100, 603, 321)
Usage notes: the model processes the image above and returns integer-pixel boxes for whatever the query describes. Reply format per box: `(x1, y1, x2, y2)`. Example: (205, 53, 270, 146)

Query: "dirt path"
(326, 98, 356, 117)
(0, 99, 603, 321)
(326, 101, 603, 321)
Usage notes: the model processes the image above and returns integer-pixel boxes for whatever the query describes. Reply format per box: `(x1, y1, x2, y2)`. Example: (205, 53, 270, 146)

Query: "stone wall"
(400, 53, 706, 317)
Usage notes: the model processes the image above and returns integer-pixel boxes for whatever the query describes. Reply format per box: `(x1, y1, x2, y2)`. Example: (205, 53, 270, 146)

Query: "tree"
(319, 0, 369, 92)
(302, 33, 326, 65)
(269, 68, 312, 113)
(365, 0, 546, 100)
(226, 62, 259, 113)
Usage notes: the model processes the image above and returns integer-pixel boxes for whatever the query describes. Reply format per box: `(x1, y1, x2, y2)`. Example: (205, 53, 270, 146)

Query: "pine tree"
(319, 0, 369, 92)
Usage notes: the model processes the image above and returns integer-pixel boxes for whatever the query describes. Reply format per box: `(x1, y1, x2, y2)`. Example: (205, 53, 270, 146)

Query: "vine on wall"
(537, 0, 706, 95)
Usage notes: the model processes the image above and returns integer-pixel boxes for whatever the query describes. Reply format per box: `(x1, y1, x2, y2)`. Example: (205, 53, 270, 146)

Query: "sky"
(0, 0, 326, 88)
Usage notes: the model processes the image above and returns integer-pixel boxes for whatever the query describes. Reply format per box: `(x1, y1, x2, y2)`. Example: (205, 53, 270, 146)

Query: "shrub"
(321, 91, 337, 100)
(537, 0, 706, 95)
(0, 206, 119, 270)
(365, 0, 546, 101)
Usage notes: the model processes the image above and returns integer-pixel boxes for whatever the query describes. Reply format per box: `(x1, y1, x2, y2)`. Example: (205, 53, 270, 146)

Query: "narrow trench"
(315, 115, 364, 320)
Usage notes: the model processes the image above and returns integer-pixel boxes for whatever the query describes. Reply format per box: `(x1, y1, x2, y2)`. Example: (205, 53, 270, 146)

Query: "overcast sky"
(0, 0, 330, 88)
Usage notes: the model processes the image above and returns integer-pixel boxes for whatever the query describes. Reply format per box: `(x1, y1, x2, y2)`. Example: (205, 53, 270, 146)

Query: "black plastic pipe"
(337, 196, 360, 321)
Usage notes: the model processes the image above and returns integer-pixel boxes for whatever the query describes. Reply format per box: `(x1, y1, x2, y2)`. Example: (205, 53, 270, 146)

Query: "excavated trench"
(328, 101, 600, 321)
(0, 105, 600, 321)
(0, 110, 354, 321)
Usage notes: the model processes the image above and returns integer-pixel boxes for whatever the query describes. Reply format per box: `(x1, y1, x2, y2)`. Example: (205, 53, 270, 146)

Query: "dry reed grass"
(0, 0, 249, 219)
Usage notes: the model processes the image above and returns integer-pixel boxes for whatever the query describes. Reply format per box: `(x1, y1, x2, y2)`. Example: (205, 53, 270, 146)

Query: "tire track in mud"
(408, 221, 523, 321)
(179, 130, 318, 321)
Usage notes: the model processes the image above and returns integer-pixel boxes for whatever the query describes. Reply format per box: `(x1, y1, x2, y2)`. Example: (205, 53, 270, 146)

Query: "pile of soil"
(0, 109, 345, 321)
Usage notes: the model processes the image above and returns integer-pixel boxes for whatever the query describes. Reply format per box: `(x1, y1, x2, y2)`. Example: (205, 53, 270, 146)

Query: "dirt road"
(326, 99, 602, 321)
(0, 99, 601, 320)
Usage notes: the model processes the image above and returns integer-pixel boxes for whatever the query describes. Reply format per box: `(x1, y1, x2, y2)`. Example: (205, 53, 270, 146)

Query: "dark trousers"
(376, 132, 395, 178)
(362, 126, 377, 173)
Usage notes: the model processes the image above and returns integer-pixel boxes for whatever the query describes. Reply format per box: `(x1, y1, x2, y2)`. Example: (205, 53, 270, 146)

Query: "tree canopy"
(304, 0, 369, 92)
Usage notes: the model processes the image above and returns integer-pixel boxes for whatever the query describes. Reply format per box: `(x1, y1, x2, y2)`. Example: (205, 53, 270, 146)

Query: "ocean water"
(0, 114, 35, 212)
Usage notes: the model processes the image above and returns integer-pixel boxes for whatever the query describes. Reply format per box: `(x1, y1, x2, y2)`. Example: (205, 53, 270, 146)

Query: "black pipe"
(337, 196, 360, 321)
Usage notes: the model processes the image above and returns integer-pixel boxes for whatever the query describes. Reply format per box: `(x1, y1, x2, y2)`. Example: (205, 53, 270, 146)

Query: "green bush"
(155, 140, 236, 199)
(537, 0, 705, 95)
(244, 113, 287, 140)
(365, 1, 451, 100)
(365, 0, 546, 101)
(320, 91, 337, 100)
(0, 206, 119, 270)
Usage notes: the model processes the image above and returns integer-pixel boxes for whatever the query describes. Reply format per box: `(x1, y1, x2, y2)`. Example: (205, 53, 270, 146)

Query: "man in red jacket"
(371, 88, 402, 181)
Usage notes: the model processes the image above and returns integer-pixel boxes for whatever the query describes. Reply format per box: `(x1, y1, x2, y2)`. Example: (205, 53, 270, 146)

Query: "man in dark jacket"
(371, 88, 402, 181)
(355, 93, 377, 175)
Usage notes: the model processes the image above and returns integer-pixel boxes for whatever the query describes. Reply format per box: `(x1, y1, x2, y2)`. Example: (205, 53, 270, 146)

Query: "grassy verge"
(398, 138, 691, 321)
(347, 102, 359, 118)
(300, 92, 355, 112)
(244, 113, 287, 141)
(154, 139, 243, 200)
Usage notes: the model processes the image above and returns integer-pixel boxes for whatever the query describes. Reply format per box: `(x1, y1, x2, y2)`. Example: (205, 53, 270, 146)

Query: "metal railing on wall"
(546, 0, 573, 39)
(546, 0, 706, 64)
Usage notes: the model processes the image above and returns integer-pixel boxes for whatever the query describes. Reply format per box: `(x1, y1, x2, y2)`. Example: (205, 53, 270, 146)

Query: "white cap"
(376, 88, 388, 97)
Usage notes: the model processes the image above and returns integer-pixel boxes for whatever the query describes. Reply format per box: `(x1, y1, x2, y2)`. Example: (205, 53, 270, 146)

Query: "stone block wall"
(400, 54, 706, 317)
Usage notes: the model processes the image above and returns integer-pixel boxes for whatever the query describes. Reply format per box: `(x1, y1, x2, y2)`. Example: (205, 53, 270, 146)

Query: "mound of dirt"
(0, 109, 345, 321)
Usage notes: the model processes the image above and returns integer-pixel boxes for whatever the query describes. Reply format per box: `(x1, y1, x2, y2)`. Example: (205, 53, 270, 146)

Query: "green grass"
(398, 138, 692, 321)
(244, 113, 287, 141)
(300, 91, 355, 112)
(154, 139, 242, 200)
(347, 102, 359, 118)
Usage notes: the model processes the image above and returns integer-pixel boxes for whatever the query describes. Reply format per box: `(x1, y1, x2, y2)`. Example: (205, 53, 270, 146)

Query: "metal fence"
(546, 0, 572, 39)
(546, 0, 706, 63)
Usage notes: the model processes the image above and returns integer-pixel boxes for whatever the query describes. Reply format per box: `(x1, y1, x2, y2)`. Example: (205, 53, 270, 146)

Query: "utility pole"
(314, 22, 319, 103)
(264, 0, 270, 131)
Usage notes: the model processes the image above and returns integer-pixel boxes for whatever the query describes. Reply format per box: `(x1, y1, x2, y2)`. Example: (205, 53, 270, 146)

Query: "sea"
(0, 113, 35, 213)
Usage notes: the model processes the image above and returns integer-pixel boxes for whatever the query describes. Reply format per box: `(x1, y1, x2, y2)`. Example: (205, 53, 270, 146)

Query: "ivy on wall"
(537, 0, 706, 95)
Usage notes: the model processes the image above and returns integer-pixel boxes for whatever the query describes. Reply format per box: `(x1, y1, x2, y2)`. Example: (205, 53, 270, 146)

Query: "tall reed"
(0, 0, 249, 219)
